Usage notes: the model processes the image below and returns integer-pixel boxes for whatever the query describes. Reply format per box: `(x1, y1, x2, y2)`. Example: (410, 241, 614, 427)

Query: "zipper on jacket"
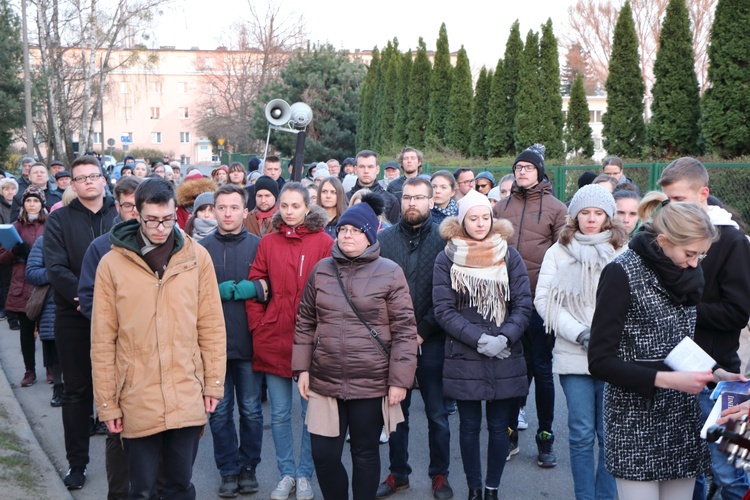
(299, 254, 305, 277)
(517, 192, 528, 249)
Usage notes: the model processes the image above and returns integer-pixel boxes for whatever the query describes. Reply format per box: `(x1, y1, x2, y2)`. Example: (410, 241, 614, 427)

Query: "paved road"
(0, 320, 576, 499)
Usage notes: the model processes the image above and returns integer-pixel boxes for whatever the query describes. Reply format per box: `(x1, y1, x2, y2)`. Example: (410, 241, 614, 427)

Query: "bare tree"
(195, 0, 306, 152)
(564, 0, 716, 100)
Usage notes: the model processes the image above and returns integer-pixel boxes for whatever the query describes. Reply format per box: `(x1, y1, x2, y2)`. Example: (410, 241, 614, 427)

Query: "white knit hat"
(568, 184, 616, 220)
(458, 189, 492, 225)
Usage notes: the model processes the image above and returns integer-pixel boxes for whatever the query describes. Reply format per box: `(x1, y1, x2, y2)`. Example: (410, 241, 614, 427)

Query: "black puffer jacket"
(200, 228, 261, 360)
(44, 196, 118, 316)
(292, 242, 418, 400)
(378, 216, 446, 343)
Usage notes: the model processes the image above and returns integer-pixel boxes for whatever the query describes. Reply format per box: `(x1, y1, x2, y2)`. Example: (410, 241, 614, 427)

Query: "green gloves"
(233, 280, 257, 300)
(218, 281, 235, 301)
(218, 280, 257, 301)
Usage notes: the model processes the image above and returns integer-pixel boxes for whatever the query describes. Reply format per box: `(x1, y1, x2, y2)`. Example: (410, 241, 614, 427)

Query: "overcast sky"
(156, 0, 579, 72)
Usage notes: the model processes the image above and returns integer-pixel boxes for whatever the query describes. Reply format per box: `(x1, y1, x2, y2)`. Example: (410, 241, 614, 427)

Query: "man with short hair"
(92, 178, 225, 499)
(16, 157, 34, 192)
(346, 150, 400, 224)
(387, 147, 423, 199)
(244, 175, 280, 238)
(377, 177, 453, 499)
(452, 168, 475, 201)
(263, 155, 285, 191)
(200, 185, 265, 498)
(77, 175, 142, 499)
(11, 163, 62, 220)
(492, 144, 567, 469)
(602, 156, 633, 185)
(658, 157, 750, 500)
(50, 160, 66, 179)
(44, 155, 118, 489)
(55, 171, 71, 191)
(326, 159, 341, 178)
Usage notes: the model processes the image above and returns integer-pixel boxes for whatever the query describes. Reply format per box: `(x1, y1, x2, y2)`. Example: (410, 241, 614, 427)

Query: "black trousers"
(106, 433, 130, 500)
(18, 312, 36, 372)
(55, 316, 93, 467)
(123, 426, 202, 500)
(311, 397, 384, 500)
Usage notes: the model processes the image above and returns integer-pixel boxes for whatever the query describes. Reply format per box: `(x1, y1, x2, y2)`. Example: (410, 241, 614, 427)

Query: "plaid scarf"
(445, 233, 509, 326)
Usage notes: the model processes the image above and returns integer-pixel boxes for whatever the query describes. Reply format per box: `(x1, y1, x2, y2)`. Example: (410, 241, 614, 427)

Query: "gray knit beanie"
(568, 184, 616, 220)
(193, 191, 215, 211)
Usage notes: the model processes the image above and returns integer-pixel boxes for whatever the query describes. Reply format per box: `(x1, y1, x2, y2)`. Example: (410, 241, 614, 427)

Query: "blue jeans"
(209, 359, 264, 477)
(693, 387, 750, 500)
(457, 398, 516, 490)
(559, 374, 616, 500)
(389, 341, 451, 478)
(265, 373, 314, 479)
(511, 309, 555, 435)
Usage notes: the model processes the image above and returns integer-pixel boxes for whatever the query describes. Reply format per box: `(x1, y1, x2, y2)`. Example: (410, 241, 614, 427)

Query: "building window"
(179, 107, 189, 119)
(204, 57, 214, 69)
(180, 132, 190, 143)
(150, 107, 160, 119)
(148, 81, 162, 93)
(589, 110, 602, 123)
(177, 82, 188, 93)
(151, 132, 162, 144)
(91, 132, 102, 144)
(120, 82, 130, 94)
(123, 107, 132, 120)
(207, 84, 217, 95)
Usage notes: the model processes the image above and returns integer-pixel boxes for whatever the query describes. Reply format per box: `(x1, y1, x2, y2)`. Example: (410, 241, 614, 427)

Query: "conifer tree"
(0, 0, 22, 163)
(426, 23, 453, 147)
(701, 0, 750, 158)
(484, 58, 505, 157)
(377, 39, 400, 152)
(650, 0, 701, 157)
(356, 47, 380, 151)
(538, 19, 564, 159)
(406, 38, 432, 149)
(514, 30, 542, 152)
(470, 67, 492, 158)
(446, 46, 473, 155)
(499, 22, 524, 154)
(601, 1, 646, 157)
(565, 74, 595, 158)
(393, 49, 412, 147)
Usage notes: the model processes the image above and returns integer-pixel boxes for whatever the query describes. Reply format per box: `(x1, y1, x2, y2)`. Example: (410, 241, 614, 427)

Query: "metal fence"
(422, 163, 750, 224)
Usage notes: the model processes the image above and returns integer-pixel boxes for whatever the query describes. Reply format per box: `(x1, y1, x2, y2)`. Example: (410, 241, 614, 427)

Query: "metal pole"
(21, 0, 34, 158)
(291, 130, 306, 182)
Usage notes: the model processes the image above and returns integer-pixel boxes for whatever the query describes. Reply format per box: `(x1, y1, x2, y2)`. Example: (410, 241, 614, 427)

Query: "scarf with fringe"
(544, 230, 616, 334)
(445, 233, 509, 326)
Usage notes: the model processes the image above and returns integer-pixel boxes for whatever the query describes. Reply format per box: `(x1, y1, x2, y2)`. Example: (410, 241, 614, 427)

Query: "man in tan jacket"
(91, 178, 226, 499)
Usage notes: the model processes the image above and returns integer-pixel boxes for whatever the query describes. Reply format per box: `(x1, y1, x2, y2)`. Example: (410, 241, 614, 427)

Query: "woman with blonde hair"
(589, 199, 732, 499)
(535, 184, 626, 499)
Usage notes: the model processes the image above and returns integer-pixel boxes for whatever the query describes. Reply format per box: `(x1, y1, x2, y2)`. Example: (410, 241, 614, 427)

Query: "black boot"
(51, 383, 64, 407)
(484, 488, 499, 500)
(468, 488, 482, 500)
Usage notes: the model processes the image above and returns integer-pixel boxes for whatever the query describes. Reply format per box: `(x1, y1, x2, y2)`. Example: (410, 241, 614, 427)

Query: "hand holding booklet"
(664, 337, 716, 372)
(0, 224, 22, 250)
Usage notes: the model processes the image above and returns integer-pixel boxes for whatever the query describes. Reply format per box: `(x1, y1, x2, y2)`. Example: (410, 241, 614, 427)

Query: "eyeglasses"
(514, 164, 536, 172)
(72, 173, 103, 183)
(337, 226, 363, 235)
(117, 202, 136, 212)
(457, 179, 475, 187)
(401, 194, 429, 202)
(688, 252, 708, 262)
(140, 217, 177, 229)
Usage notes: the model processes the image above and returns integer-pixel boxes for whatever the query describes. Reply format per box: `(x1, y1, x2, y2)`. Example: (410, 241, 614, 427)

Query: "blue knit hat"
(336, 193, 383, 244)
(476, 171, 496, 187)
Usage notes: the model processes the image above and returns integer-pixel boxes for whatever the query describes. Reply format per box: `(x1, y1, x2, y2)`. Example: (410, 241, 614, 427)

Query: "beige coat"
(91, 231, 226, 438)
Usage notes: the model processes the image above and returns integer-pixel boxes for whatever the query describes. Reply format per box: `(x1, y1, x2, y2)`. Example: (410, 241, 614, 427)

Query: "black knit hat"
(254, 175, 279, 200)
(514, 143, 546, 182)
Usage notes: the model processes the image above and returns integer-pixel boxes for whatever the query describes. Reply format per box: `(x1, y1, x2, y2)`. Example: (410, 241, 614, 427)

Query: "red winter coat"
(246, 205, 333, 378)
(0, 219, 45, 313)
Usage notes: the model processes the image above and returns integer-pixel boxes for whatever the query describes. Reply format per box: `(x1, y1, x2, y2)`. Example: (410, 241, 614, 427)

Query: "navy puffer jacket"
(24, 237, 55, 341)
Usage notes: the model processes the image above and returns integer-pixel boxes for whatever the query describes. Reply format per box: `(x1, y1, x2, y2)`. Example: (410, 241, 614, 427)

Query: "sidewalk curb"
(0, 356, 73, 499)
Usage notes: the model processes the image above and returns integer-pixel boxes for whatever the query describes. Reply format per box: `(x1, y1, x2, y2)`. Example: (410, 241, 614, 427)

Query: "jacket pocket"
(192, 350, 205, 392)
(117, 362, 134, 403)
(368, 334, 389, 361)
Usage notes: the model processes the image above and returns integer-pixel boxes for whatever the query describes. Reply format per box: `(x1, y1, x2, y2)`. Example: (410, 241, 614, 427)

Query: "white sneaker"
(296, 477, 314, 500)
(270, 475, 296, 500)
(379, 426, 389, 444)
(518, 407, 529, 430)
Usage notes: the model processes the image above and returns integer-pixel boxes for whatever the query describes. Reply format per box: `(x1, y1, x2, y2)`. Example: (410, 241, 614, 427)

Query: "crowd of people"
(1, 147, 749, 500)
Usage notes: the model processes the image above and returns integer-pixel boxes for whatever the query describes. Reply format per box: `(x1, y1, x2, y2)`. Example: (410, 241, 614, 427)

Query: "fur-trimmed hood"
(439, 215, 514, 241)
(271, 203, 329, 232)
(176, 178, 217, 208)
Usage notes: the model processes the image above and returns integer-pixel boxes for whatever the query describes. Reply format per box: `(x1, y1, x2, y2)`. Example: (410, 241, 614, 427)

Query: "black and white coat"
(588, 249, 710, 481)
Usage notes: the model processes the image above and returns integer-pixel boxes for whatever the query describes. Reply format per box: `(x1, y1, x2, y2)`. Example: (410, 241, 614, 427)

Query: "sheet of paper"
(700, 397, 722, 440)
(665, 337, 716, 372)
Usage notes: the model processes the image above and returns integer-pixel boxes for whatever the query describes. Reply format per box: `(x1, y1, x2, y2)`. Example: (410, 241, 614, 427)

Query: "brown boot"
(20, 371, 36, 387)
